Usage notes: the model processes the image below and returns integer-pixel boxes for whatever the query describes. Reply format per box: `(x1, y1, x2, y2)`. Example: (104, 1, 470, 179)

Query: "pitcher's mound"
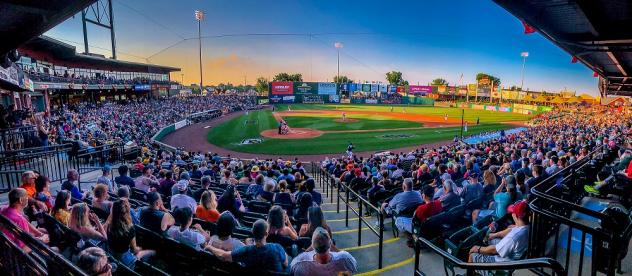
(334, 118, 359, 123)
(261, 128, 324, 139)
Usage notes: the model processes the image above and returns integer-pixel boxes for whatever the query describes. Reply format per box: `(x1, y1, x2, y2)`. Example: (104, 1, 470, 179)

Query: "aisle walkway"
(314, 179, 447, 275)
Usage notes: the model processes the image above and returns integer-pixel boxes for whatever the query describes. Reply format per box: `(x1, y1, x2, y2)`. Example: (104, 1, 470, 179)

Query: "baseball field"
(206, 104, 533, 155)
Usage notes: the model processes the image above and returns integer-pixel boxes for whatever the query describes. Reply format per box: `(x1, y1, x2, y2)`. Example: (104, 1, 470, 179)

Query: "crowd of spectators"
(25, 68, 177, 86)
(321, 105, 631, 262)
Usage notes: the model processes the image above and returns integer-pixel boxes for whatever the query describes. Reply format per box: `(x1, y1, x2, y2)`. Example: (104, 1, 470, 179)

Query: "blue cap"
(102, 165, 112, 172)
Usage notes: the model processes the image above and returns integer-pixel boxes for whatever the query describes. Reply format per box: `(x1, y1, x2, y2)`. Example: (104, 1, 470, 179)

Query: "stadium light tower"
(195, 10, 205, 92)
(520, 51, 529, 89)
(335, 42, 344, 83)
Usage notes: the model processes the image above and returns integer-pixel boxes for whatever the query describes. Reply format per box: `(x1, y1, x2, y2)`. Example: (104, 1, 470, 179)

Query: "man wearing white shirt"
(290, 227, 357, 276)
(170, 180, 197, 211)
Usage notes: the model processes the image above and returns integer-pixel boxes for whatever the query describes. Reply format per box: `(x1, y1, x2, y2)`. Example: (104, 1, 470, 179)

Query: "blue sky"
(45, 0, 598, 95)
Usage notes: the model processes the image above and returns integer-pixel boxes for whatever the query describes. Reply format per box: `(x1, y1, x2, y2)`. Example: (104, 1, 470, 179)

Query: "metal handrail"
(414, 237, 566, 276)
(316, 165, 385, 269)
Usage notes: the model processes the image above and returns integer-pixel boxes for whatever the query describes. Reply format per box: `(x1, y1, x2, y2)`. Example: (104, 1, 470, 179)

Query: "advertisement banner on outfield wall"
(485, 105, 498, 111)
(477, 87, 491, 97)
(338, 83, 348, 91)
(329, 95, 340, 103)
(370, 84, 379, 93)
(409, 85, 432, 95)
(340, 98, 351, 104)
(318, 82, 337, 95)
(448, 86, 456, 94)
(437, 85, 447, 94)
(499, 106, 512, 112)
(348, 83, 358, 92)
(378, 84, 387, 92)
(361, 84, 371, 93)
(458, 87, 467, 96)
(467, 84, 477, 96)
(269, 95, 282, 103)
(397, 86, 406, 94)
(471, 104, 485, 110)
(282, 96, 296, 103)
(365, 99, 378, 104)
(389, 85, 397, 94)
(271, 82, 294, 95)
(294, 82, 318, 94)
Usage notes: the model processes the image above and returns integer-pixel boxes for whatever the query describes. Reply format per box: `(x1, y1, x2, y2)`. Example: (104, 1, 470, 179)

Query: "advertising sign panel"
(409, 85, 432, 95)
(378, 84, 387, 92)
(467, 84, 477, 96)
(134, 84, 150, 91)
(458, 87, 467, 96)
(340, 98, 351, 104)
(437, 85, 447, 94)
(361, 84, 371, 92)
(397, 86, 406, 94)
(329, 95, 340, 103)
(271, 81, 294, 95)
(317, 82, 337, 95)
(282, 95, 296, 103)
(370, 84, 379, 93)
(365, 99, 378, 104)
(294, 82, 318, 94)
(389, 85, 397, 93)
(269, 95, 282, 103)
(348, 83, 358, 92)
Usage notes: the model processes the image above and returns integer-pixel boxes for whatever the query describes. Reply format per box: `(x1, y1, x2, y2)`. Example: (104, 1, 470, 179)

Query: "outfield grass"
(276, 104, 531, 123)
(283, 116, 422, 131)
(206, 106, 523, 155)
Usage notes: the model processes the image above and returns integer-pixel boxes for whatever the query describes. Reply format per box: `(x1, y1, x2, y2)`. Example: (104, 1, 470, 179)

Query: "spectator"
(290, 227, 357, 276)
(206, 219, 289, 273)
(299, 206, 332, 238)
(294, 192, 313, 222)
(304, 179, 322, 206)
(105, 199, 154, 268)
(267, 205, 298, 240)
(116, 186, 140, 225)
(494, 175, 522, 218)
(469, 200, 530, 263)
(135, 167, 159, 192)
(96, 165, 114, 192)
(461, 172, 483, 223)
(206, 212, 245, 252)
(0, 188, 49, 248)
(34, 175, 54, 210)
(380, 178, 423, 215)
(76, 247, 112, 276)
(115, 165, 135, 187)
(439, 179, 460, 211)
(139, 192, 175, 236)
(69, 202, 107, 242)
(273, 180, 294, 208)
(20, 170, 37, 198)
(247, 174, 265, 199)
(192, 176, 212, 202)
(195, 190, 220, 223)
(170, 180, 197, 211)
(396, 185, 443, 246)
(92, 184, 113, 214)
(62, 169, 86, 200)
(220, 169, 238, 186)
(258, 181, 275, 202)
(158, 171, 176, 197)
(52, 190, 72, 226)
(167, 207, 210, 250)
(217, 185, 245, 216)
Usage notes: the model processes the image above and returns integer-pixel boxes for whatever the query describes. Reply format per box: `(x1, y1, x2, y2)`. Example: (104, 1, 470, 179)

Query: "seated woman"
(257, 181, 275, 203)
(219, 169, 238, 187)
(299, 206, 332, 238)
(92, 184, 113, 214)
(34, 175, 54, 210)
(52, 190, 72, 226)
(273, 180, 294, 210)
(206, 212, 245, 252)
(167, 207, 211, 250)
(196, 190, 220, 223)
(105, 199, 155, 269)
(294, 193, 313, 222)
(69, 203, 107, 242)
(267, 205, 298, 240)
(76, 247, 113, 276)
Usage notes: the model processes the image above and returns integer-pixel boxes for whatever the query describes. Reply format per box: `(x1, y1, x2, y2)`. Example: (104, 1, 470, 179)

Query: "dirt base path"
(160, 110, 458, 161)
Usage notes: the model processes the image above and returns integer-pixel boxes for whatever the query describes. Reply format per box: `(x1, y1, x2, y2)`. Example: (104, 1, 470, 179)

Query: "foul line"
(355, 255, 415, 276)
(340, 237, 400, 251)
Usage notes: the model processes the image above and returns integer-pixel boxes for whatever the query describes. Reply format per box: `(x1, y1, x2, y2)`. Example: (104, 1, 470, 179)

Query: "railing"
(528, 140, 629, 276)
(414, 237, 566, 276)
(311, 162, 386, 269)
(0, 125, 41, 152)
(0, 214, 87, 276)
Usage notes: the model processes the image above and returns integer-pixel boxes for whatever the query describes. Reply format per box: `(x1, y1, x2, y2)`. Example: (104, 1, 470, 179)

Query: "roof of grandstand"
(494, 0, 632, 97)
(19, 36, 180, 74)
(0, 0, 97, 56)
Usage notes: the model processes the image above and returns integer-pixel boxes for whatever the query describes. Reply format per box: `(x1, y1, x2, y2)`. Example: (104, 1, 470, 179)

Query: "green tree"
(273, 73, 303, 82)
(476, 73, 501, 86)
(333, 75, 351, 84)
(431, 78, 448, 86)
(509, 85, 521, 91)
(385, 71, 407, 86)
(255, 77, 269, 94)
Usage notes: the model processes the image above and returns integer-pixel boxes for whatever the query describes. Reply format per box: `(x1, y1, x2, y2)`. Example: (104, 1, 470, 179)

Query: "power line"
(50, 36, 149, 61)
(113, 0, 187, 40)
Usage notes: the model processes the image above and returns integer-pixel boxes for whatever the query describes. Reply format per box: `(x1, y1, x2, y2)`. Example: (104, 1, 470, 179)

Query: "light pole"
(520, 51, 529, 90)
(335, 42, 343, 83)
(180, 73, 184, 85)
(195, 10, 205, 93)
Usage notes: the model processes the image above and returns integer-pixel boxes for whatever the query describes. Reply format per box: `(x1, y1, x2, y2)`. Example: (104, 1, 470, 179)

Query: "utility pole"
(520, 52, 529, 90)
(195, 10, 205, 93)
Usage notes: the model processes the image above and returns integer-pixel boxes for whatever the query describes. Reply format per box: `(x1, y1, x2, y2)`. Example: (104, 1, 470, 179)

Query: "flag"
(571, 56, 578, 63)
(522, 21, 536, 34)
(593, 72, 599, 77)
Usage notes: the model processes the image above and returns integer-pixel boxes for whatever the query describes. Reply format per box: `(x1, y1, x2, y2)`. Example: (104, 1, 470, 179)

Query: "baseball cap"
(354, 168, 362, 176)
(102, 165, 112, 172)
(180, 172, 190, 180)
(507, 200, 528, 219)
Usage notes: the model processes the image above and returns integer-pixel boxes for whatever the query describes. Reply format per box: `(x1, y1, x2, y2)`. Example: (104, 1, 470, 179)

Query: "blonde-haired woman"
(195, 190, 220, 223)
(69, 203, 107, 242)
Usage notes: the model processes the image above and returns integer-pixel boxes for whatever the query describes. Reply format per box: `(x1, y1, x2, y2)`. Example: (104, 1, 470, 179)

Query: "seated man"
(468, 200, 529, 263)
(1, 188, 49, 250)
(395, 186, 443, 247)
(290, 227, 357, 276)
(380, 178, 423, 216)
(139, 192, 175, 236)
(115, 165, 135, 188)
(206, 219, 289, 273)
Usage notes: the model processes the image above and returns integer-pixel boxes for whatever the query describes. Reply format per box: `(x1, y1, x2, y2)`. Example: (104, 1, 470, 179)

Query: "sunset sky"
(45, 0, 598, 95)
